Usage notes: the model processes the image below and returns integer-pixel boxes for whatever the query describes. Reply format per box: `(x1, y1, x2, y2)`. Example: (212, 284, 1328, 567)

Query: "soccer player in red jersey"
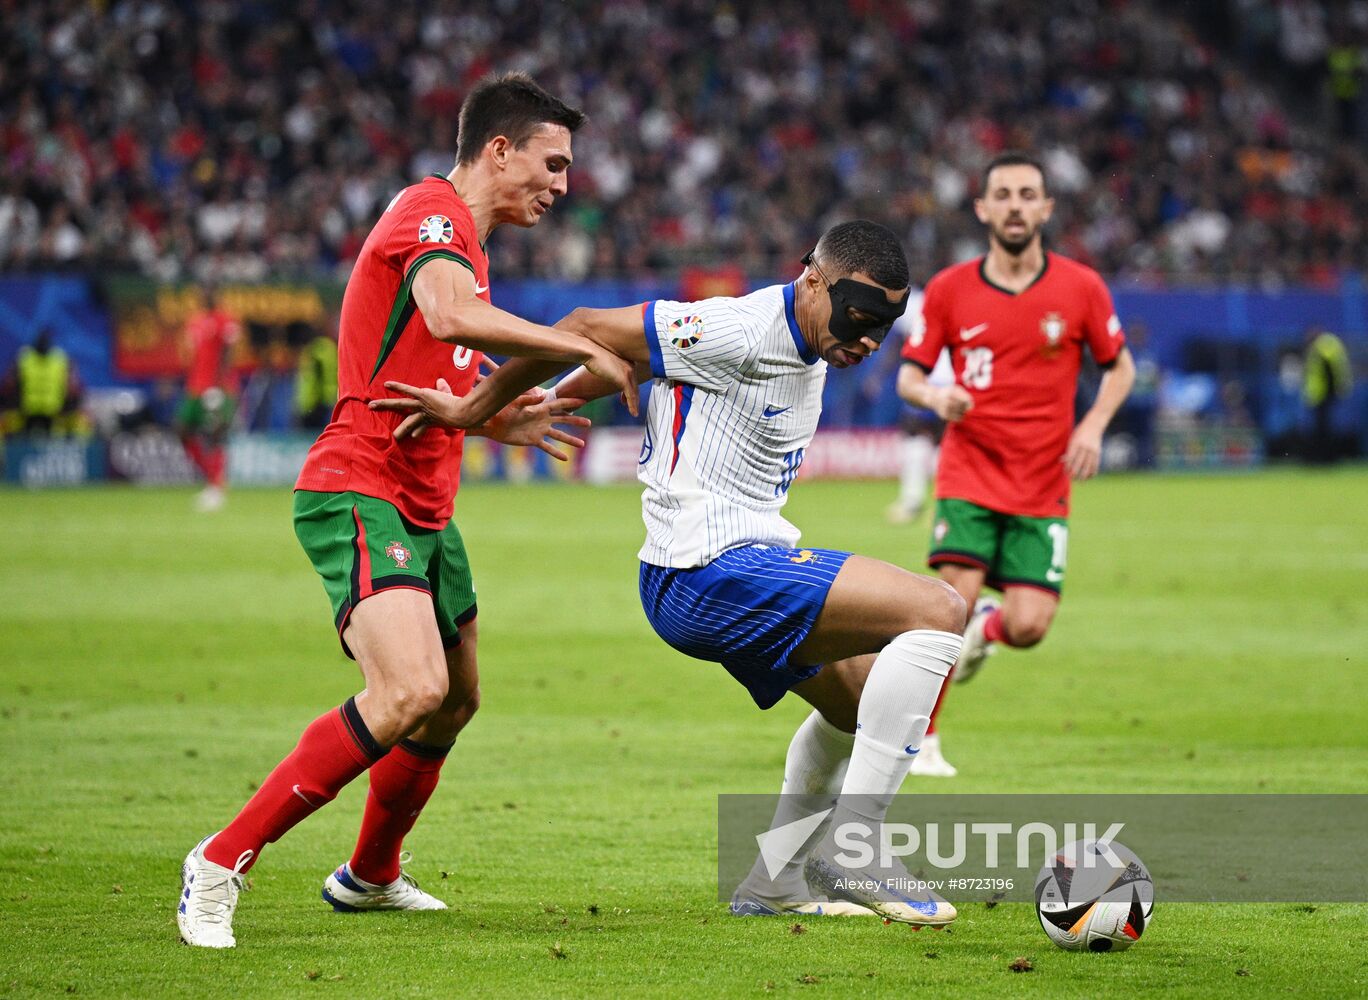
(896, 152, 1136, 777)
(177, 286, 241, 511)
(177, 73, 636, 948)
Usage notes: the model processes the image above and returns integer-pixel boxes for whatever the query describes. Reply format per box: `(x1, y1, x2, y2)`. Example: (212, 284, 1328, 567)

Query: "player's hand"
(481, 387, 591, 461)
(934, 385, 974, 422)
(369, 378, 474, 439)
(1065, 420, 1104, 480)
(585, 346, 639, 417)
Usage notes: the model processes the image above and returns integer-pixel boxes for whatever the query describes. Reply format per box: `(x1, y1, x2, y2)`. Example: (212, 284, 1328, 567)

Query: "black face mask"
(802, 251, 908, 343)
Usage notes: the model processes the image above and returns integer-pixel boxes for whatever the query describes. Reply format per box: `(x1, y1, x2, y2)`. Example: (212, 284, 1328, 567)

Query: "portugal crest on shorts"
(385, 541, 413, 569)
(418, 215, 453, 243)
(669, 315, 704, 349)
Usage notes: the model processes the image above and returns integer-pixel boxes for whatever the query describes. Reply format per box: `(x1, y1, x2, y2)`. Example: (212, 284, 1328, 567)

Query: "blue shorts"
(638, 544, 853, 710)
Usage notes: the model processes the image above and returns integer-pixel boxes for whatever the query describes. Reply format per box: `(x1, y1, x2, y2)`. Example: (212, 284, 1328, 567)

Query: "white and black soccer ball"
(1035, 839, 1154, 952)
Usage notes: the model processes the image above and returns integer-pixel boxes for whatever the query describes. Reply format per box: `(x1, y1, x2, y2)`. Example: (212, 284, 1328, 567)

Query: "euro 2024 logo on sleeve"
(418, 215, 453, 244)
(669, 315, 704, 349)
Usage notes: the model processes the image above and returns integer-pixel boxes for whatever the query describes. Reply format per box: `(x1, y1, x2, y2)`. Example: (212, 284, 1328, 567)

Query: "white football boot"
(951, 598, 999, 684)
(729, 874, 877, 917)
(322, 860, 447, 912)
(906, 732, 958, 778)
(178, 834, 251, 948)
(803, 851, 957, 927)
(194, 486, 226, 512)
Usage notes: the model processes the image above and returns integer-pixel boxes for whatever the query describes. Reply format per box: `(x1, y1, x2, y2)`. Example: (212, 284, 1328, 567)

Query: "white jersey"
(637, 283, 827, 568)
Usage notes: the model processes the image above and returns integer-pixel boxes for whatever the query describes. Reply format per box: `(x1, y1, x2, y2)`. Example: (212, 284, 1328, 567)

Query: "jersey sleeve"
(643, 296, 762, 391)
(382, 187, 480, 285)
(901, 279, 947, 371)
(1083, 271, 1125, 366)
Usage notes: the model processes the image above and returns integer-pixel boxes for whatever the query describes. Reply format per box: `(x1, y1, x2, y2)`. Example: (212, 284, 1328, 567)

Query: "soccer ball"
(1034, 839, 1154, 952)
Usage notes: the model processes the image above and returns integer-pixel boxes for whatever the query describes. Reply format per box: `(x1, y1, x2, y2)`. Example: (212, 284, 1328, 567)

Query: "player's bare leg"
(324, 599, 477, 912)
(180, 590, 448, 946)
(343, 590, 452, 744)
(774, 557, 965, 924)
(998, 585, 1059, 648)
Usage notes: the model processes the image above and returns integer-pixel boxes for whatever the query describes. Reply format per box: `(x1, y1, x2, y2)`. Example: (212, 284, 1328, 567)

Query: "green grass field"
(1, 469, 1366, 998)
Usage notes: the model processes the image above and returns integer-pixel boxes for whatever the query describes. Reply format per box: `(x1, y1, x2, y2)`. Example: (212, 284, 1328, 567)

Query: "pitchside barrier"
(0, 274, 1364, 479)
(0, 427, 910, 488)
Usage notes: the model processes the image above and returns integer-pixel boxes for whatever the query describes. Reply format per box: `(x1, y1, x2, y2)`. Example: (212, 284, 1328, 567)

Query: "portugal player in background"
(177, 73, 635, 948)
(896, 151, 1135, 777)
(177, 286, 241, 512)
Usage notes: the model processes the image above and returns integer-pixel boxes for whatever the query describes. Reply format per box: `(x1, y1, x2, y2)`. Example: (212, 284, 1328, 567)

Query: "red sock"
(183, 438, 212, 479)
(926, 672, 951, 735)
(205, 447, 226, 488)
(348, 738, 452, 886)
(205, 698, 386, 871)
(982, 607, 1005, 644)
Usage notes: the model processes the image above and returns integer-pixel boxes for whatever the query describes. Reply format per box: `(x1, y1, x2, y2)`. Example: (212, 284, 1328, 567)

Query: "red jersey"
(901, 252, 1125, 517)
(185, 310, 241, 395)
(295, 176, 488, 529)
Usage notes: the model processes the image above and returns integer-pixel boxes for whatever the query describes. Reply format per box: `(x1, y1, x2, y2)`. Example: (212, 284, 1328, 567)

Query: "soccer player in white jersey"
(373, 221, 967, 924)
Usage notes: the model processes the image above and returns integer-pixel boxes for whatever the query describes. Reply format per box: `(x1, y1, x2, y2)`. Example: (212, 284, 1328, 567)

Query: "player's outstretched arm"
(412, 303, 651, 428)
(371, 264, 637, 433)
(550, 304, 656, 403)
(896, 362, 973, 422)
(1065, 346, 1136, 480)
(412, 258, 635, 389)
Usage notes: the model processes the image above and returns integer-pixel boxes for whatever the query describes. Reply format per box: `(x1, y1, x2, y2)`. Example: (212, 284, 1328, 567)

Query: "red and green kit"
(294, 176, 490, 648)
(903, 252, 1126, 592)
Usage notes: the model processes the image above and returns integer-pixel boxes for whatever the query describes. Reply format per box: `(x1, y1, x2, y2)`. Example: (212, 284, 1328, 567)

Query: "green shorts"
(927, 497, 1068, 595)
(293, 490, 477, 658)
(176, 390, 236, 435)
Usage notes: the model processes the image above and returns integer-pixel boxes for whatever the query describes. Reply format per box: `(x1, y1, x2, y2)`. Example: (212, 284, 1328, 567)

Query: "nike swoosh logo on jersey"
(474, 282, 489, 295)
(960, 323, 989, 340)
(762, 404, 791, 418)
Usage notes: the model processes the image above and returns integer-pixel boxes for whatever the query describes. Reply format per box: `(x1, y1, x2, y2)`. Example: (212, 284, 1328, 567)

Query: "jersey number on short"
(1046, 522, 1068, 584)
(777, 448, 805, 496)
(962, 346, 993, 390)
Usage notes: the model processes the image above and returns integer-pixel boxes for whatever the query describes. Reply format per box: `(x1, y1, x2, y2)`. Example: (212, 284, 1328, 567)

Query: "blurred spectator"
(294, 322, 338, 430)
(1, 1, 1366, 288)
(1, 328, 84, 436)
(1302, 325, 1355, 462)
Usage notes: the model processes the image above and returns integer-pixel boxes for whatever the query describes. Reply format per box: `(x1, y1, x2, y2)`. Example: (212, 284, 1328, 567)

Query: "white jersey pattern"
(637, 283, 827, 568)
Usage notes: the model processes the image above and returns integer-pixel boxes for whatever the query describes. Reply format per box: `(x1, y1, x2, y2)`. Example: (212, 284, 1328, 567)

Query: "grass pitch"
(0, 467, 1365, 997)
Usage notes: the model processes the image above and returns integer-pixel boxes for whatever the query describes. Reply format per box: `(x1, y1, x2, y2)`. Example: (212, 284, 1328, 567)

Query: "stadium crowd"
(2, 0, 1367, 288)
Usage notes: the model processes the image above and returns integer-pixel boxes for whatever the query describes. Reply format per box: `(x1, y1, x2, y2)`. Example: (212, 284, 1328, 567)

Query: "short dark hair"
(981, 151, 1049, 196)
(813, 220, 909, 290)
(455, 73, 587, 165)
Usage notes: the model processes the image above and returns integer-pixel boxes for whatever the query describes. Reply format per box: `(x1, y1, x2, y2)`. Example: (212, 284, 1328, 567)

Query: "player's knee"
(917, 578, 968, 635)
(383, 677, 449, 730)
(443, 685, 481, 732)
(1004, 613, 1051, 648)
(461, 685, 481, 720)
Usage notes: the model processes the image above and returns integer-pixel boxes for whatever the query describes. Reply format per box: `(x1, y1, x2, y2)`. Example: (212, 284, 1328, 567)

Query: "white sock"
(743, 711, 853, 897)
(896, 435, 935, 510)
(831, 630, 961, 830)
